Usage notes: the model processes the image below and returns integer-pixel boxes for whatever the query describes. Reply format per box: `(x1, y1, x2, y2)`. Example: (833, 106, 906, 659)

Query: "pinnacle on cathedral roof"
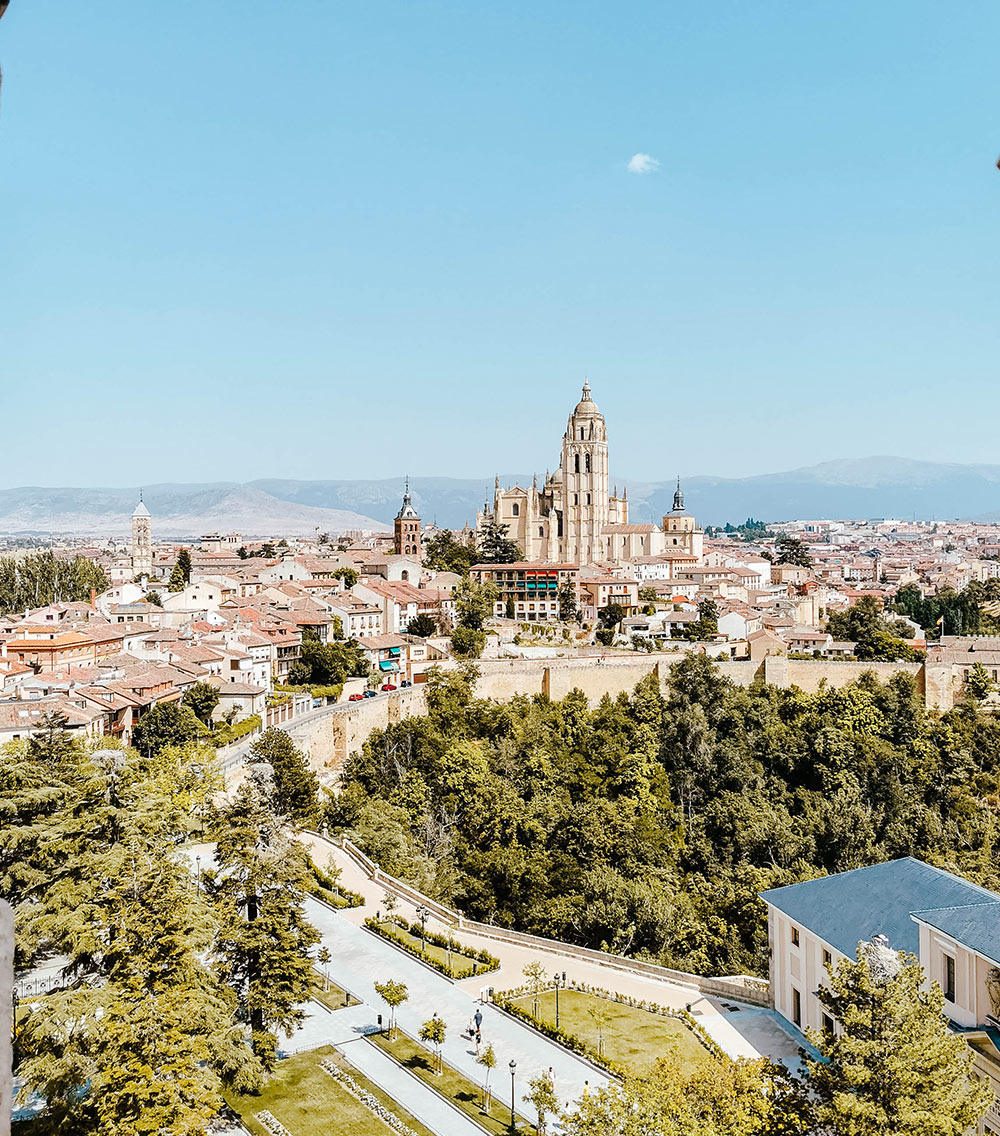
(132, 491, 150, 518)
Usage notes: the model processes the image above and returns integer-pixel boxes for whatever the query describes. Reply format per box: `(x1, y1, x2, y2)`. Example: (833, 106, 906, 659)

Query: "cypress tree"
(210, 764, 320, 1070)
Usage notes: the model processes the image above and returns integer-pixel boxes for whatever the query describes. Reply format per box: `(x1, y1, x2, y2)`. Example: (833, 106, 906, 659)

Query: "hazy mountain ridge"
(1, 458, 999, 535)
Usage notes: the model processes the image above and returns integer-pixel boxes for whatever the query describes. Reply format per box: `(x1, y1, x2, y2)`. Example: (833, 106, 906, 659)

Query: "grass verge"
(371, 1030, 534, 1136)
(509, 989, 711, 1075)
(224, 1043, 431, 1136)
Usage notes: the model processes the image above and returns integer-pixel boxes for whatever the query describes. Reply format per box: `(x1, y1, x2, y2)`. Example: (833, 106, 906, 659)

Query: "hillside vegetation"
(331, 658, 1000, 976)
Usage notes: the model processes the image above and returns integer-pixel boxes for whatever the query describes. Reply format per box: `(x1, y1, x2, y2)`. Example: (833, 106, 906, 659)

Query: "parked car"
(399, 680, 411, 688)
(363, 690, 377, 698)
(380, 683, 397, 692)
(348, 693, 364, 701)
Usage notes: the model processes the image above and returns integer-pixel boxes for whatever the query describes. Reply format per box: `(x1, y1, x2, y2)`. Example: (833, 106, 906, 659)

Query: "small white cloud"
(627, 152, 660, 175)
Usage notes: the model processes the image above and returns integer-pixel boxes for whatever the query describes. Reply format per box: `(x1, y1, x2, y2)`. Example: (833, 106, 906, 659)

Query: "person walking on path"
(474, 1008, 483, 1032)
(475, 1027, 482, 1056)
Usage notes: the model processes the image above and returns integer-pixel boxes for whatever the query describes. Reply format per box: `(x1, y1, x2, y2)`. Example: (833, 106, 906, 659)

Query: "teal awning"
(379, 661, 399, 672)
(388, 647, 401, 656)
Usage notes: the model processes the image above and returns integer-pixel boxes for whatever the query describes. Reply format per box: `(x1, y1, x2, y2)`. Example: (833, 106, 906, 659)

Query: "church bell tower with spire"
(560, 380, 609, 564)
(394, 478, 422, 558)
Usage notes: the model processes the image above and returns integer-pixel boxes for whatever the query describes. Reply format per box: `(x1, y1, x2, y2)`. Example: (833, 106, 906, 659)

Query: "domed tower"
(560, 380, 609, 564)
(131, 492, 152, 579)
(394, 478, 422, 558)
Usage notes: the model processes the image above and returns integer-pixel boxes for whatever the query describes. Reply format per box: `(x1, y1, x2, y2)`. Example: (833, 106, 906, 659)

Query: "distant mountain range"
(2, 457, 1000, 537)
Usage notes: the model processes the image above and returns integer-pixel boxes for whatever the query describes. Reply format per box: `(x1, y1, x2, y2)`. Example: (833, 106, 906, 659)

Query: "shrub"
(364, 916, 499, 979)
(210, 714, 261, 747)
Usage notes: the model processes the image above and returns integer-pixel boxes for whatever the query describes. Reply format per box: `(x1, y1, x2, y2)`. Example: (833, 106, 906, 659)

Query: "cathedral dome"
(573, 379, 600, 416)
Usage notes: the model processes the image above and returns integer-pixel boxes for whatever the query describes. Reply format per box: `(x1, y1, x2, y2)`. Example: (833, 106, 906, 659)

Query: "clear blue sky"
(2, 2, 998, 486)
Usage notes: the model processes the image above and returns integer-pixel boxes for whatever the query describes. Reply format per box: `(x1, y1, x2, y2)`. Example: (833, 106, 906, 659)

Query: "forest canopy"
(330, 658, 1000, 977)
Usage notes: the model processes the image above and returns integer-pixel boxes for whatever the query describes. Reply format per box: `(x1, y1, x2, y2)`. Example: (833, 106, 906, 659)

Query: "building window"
(944, 953, 956, 1002)
(792, 987, 801, 1026)
(585, 453, 591, 473)
(791, 926, 800, 947)
(538, 527, 544, 537)
(512, 503, 519, 516)
(822, 1013, 834, 1035)
(587, 493, 591, 504)
(823, 949, 832, 967)
(574, 493, 579, 505)
(574, 454, 580, 473)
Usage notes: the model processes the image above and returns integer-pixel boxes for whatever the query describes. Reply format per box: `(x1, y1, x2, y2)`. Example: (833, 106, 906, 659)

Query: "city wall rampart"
(289, 654, 938, 779)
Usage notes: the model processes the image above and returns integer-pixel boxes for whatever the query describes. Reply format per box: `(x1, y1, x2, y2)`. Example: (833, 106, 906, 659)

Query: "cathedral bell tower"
(560, 381, 609, 565)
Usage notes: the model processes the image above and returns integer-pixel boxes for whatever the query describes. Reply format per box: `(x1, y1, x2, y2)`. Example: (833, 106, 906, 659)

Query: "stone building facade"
(477, 382, 703, 566)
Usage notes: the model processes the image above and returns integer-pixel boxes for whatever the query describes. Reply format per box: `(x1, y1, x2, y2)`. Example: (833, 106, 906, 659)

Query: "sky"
(2, 2, 999, 487)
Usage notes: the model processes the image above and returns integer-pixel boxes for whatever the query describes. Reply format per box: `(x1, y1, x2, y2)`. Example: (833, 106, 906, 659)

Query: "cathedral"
(476, 382, 703, 567)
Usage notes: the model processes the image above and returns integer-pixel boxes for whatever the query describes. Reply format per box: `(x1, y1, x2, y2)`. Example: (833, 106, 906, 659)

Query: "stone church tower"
(394, 479, 422, 558)
(561, 381, 610, 564)
(130, 494, 152, 579)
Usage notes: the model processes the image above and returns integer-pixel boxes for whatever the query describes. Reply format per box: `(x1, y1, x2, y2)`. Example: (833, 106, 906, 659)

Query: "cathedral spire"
(673, 476, 684, 512)
(581, 378, 592, 401)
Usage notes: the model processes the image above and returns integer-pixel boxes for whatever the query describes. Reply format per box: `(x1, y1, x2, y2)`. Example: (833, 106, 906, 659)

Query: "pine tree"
(808, 947, 991, 1136)
(247, 727, 319, 826)
(167, 561, 186, 592)
(177, 548, 192, 583)
(478, 516, 522, 564)
(211, 765, 320, 1070)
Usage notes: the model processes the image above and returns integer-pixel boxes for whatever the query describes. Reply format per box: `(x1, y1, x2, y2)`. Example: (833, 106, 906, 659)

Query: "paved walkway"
(305, 896, 610, 1124)
(337, 1039, 490, 1136)
(305, 834, 803, 1066)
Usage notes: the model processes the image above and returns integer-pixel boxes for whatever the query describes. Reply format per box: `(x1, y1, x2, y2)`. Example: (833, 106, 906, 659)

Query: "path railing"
(322, 832, 771, 1008)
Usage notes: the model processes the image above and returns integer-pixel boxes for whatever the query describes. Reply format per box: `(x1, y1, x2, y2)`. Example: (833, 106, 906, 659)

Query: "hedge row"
(210, 714, 262, 747)
(493, 980, 726, 1075)
(308, 859, 363, 909)
(364, 917, 499, 979)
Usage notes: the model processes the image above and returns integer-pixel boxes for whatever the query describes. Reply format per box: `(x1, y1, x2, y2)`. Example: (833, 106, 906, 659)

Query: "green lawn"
(372, 1030, 534, 1136)
(510, 989, 713, 1075)
(312, 971, 359, 1012)
(225, 1044, 436, 1136)
(376, 920, 488, 977)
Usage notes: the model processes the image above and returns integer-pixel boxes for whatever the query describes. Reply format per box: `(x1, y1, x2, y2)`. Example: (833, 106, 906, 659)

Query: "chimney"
(90, 588, 97, 608)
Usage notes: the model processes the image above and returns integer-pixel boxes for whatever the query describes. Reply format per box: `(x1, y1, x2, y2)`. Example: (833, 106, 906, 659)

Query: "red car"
(348, 693, 364, 701)
(380, 683, 397, 692)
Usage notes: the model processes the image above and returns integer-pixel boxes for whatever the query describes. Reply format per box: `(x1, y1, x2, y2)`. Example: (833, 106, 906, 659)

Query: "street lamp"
(416, 904, 428, 954)
(196, 854, 202, 894)
(508, 1059, 517, 1131)
(553, 970, 567, 1029)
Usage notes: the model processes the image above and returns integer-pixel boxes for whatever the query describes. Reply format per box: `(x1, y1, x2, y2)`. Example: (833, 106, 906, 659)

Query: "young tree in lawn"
(808, 945, 990, 1136)
(587, 1002, 613, 1059)
(182, 680, 220, 725)
(211, 764, 320, 1071)
(382, 889, 399, 923)
(317, 946, 332, 991)
(374, 979, 408, 1039)
(419, 1015, 447, 1074)
(477, 1042, 497, 1109)
(247, 727, 319, 826)
(525, 1071, 559, 1135)
(522, 960, 548, 1020)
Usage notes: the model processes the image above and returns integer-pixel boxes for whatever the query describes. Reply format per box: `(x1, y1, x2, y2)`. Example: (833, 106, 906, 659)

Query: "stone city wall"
(280, 654, 945, 780)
